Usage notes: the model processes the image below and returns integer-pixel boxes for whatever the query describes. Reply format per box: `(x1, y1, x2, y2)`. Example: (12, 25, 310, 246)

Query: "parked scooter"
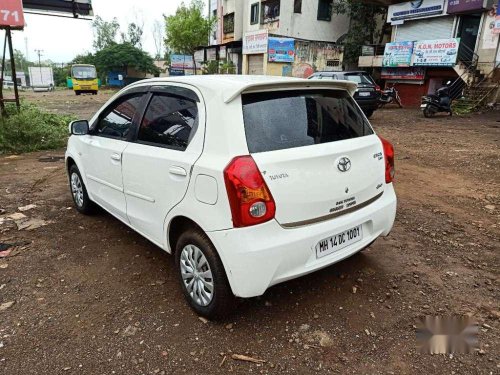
(421, 82, 452, 117)
(378, 83, 403, 108)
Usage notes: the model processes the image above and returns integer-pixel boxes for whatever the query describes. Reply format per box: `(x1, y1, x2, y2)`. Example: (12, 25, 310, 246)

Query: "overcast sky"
(10, 0, 187, 63)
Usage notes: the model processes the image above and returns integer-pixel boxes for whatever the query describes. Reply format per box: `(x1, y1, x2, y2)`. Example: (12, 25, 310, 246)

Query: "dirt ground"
(0, 89, 498, 374)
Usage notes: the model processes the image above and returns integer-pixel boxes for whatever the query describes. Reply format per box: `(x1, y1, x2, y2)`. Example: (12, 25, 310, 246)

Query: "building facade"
(359, 0, 500, 106)
(206, 0, 350, 77)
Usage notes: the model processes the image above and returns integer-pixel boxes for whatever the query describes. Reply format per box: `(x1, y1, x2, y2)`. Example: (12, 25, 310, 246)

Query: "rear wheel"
(364, 110, 374, 119)
(175, 227, 235, 319)
(75, 91, 81, 96)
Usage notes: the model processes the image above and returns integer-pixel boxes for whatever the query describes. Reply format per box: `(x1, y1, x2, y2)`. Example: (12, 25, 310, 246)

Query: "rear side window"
(242, 90, 373, 153)
(137, 94, 198, 151)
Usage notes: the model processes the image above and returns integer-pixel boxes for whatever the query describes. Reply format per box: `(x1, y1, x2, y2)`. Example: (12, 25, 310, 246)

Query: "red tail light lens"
(379, 136, 395, 183)
(224, 156, 276, 227)
(375, 85, 381, 92)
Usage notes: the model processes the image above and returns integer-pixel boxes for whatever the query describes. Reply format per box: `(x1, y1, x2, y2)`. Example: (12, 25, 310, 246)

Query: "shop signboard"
(243, 30, 269, 54)
(413, 38, 460, 66)
(268, 37, 295, 63)
(382, 41, 414, 67)
(0, 0, 25, 29)
(170, 54, 194, 69)
(494, 0, 500, 34)
(381, 67, 426, 80)
(447, 0, 489, 14)
(388, 0, 445, 24)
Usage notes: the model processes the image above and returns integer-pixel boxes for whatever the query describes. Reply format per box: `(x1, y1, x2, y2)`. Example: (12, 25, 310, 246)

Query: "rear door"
(122, 85, 204, 244)
(81, 92, 146, 221)
(241, 89, 386, 228)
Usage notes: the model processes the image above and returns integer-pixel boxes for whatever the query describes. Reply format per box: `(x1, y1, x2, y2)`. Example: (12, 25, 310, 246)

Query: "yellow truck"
(71, 64, 98, 95)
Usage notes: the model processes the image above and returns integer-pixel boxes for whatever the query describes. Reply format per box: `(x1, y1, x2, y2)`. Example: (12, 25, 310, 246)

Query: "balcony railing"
(261, 0, 280, 24)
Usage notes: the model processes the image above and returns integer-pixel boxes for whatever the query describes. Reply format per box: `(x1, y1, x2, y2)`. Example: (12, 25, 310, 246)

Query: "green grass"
(0, 102, 75, 154)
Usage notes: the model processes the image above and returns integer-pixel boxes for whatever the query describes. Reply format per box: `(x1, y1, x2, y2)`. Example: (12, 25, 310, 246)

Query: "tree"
(72, 52, 96, 66)
(164, 0, 215, 72)
(92, 15, 120, 51)
(121, 22, 144, 48)
(332, 1, 389, 67)
(152, 19, 164, 60)
(94, 42, 159, 78)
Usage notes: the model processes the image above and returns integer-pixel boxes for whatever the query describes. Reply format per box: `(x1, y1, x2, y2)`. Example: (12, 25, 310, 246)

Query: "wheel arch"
(167, 215, 206, 254)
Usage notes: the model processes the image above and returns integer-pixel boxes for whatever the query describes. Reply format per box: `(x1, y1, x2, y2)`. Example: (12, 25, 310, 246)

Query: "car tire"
(175, 227, 235, 319)
(75, 92, 81, 96)
(69, 165, 96, 215)
(364, 110, 374, 119)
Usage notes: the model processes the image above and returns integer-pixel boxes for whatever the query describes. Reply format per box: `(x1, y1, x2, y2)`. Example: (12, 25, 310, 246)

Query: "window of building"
(137, 94, 198, 151)
(294, 0, 302, 13)
(317, 0, 333, 21)
(94, 94, 144, 140)
(223, 12, 235, 34)
(250, 3, 260, 24)
(262, 0, 280, 23)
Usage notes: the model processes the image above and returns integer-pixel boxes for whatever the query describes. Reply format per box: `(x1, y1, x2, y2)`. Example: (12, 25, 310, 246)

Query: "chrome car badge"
(337, 157, 351, 172)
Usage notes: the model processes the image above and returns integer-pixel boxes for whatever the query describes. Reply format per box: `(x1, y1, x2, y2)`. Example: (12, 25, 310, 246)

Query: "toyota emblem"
(337, 157, 351, 172)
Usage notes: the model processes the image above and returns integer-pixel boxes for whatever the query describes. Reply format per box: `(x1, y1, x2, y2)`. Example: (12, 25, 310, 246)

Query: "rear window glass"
(242, 90, 373, 153)
(344, 73, 374, 85)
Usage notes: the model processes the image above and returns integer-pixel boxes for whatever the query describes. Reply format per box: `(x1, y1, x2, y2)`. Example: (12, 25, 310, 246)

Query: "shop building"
(359, 0, 500, 106)
(206, 0, 349, 77)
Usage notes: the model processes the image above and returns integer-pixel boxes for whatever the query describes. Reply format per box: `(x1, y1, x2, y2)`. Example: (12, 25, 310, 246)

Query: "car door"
(122, 85, 205, 245)
(81, 92, 147, 222)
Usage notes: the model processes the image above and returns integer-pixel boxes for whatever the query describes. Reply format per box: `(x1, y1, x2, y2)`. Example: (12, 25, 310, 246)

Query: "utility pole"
(34, 49, 43, 85)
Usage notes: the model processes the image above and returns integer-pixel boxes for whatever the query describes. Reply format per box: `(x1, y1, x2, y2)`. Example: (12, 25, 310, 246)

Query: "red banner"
(0, 0, 25, 30)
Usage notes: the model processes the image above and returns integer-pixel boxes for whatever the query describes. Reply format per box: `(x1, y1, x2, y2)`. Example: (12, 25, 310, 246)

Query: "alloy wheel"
(180, 244, 214, 306)
(71, 172, 84, 208)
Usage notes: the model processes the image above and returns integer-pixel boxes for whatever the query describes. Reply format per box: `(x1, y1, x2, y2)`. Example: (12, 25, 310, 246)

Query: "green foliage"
(94, 42, 160, 77)
(53, 66, 71, 87)
(0, 103, 74, 154)
(202, 59, 236, 75)
(332, 0, 388, 65)
(72, 52, 96, 65)
(165, 0, 216, 64)
(121, 22, 144, 48)
(92, 15, 120, 51)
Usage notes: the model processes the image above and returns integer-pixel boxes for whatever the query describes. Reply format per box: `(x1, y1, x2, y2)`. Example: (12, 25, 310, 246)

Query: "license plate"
(420, 104, 427, 108)
(315, 225, 363, 259)
(359, 92, 371, 97)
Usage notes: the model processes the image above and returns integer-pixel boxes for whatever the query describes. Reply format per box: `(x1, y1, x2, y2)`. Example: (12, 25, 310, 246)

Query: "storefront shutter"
(248, 54, 264, 75)
(395, 16, 455, 42)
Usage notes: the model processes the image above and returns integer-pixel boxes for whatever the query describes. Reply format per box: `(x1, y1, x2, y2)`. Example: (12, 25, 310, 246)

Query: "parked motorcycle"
(421, 82, 452, 118)
(378, 84, 403, 108)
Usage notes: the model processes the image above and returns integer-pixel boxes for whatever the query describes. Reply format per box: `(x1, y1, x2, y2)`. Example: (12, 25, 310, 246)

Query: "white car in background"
(65, 76, 397, 318)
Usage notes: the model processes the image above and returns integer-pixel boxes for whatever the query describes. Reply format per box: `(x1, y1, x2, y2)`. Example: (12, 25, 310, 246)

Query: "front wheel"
(364, 110, 374, 118)
(423, 105, 435, 118)
(69, 165, 96, 214)
(175, 228, 235, 319)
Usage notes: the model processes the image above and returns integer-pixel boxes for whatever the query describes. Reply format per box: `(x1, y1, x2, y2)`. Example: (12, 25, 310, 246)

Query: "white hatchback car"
(66, 75, 397, 318)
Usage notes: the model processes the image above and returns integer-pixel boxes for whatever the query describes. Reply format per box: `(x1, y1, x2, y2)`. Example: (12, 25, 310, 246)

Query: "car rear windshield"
(344, 73, 374, 85)
(242, 89, 373, 153)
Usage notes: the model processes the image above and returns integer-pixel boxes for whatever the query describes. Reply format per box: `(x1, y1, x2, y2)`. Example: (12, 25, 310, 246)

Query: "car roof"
(127, 75, 357, 103)
(313, 71, 369, 75)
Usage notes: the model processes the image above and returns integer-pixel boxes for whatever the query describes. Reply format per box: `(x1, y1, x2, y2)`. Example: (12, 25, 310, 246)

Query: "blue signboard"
(268, 37, 295, 63)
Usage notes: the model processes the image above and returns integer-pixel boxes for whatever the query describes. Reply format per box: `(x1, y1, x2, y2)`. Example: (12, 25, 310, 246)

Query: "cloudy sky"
(10, 0, 187, 63)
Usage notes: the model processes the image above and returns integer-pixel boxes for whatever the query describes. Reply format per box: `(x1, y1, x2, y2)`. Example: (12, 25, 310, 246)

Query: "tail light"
(375, 85, 381, 92)
(224, 156, 276, 227)
(379, 136, 395, 183)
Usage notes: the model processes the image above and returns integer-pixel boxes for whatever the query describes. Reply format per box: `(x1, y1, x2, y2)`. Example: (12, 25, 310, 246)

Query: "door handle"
(110, 153, 121, 161)
(169, 166, 187, 177)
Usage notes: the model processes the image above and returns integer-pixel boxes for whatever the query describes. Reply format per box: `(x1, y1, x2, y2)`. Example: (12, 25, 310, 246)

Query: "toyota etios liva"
(66, 76, 397, 318)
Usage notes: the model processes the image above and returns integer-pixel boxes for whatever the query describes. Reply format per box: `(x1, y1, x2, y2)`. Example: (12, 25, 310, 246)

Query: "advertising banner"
(243, 30, 269, 54)
(268, 37, 295, 63)
(381, 67, 426, 80)
(170, 55, 194, 69)
(388, 0, 445, 24)
(382, 41, 414, 67)
(494, 0, 500, 34)
(0, 0, 25, 29)
(447, 0, 487, 14)
(413, 38, 460, 66)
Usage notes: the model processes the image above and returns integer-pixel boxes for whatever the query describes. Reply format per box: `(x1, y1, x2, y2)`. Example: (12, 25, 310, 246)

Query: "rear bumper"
(207, 184, 397, 298)
(355, 98, 379, 111)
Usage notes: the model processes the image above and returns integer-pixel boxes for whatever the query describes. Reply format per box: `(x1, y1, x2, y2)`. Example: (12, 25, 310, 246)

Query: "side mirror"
(70, 120, 89, 135)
